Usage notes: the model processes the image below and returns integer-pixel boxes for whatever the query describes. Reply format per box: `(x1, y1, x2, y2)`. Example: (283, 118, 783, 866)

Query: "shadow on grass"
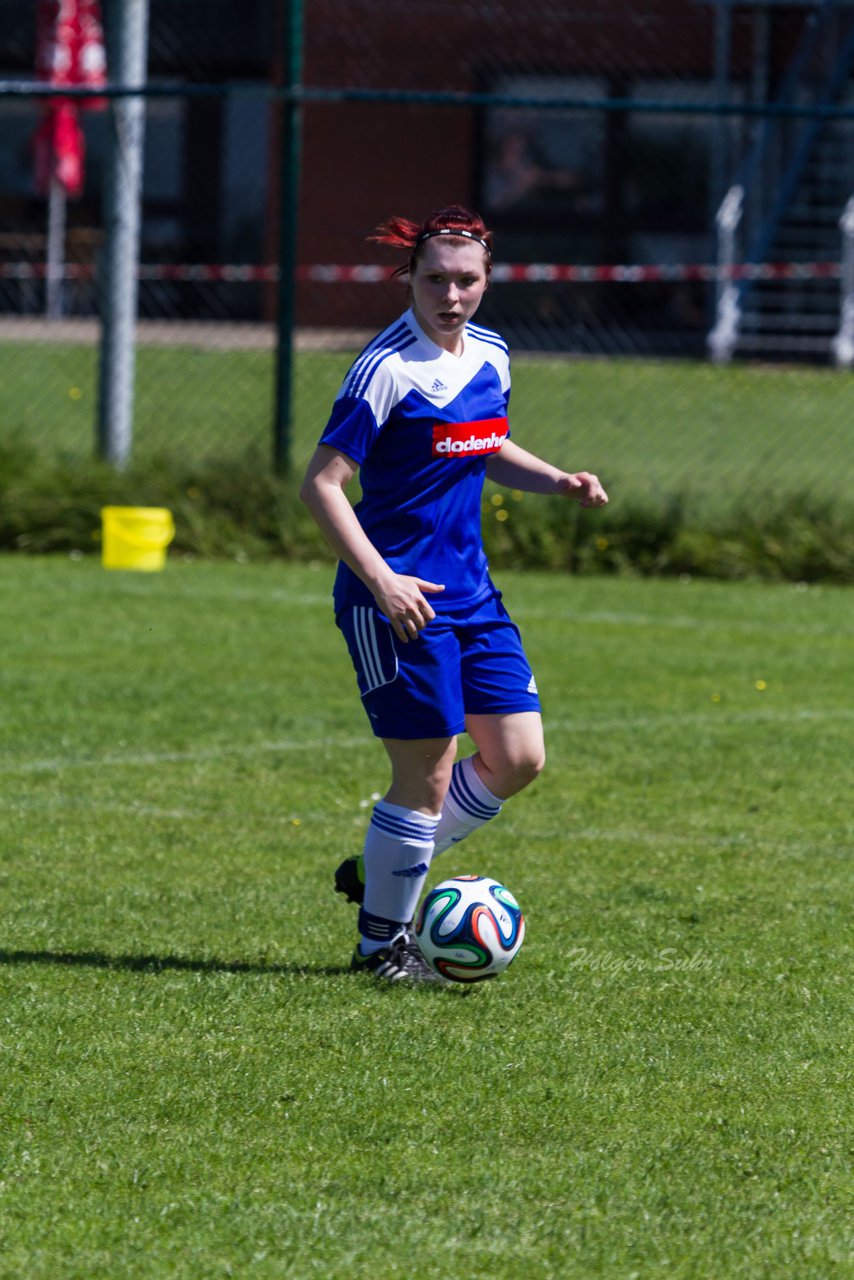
(0, 948, 351, 979)
(0, 948, 473, 993)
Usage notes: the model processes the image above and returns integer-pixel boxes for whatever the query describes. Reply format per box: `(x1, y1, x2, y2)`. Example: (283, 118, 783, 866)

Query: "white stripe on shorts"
(353, 606, 398, 695)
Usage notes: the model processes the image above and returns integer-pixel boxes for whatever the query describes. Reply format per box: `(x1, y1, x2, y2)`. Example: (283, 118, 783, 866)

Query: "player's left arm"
(486, 438, 608, 508)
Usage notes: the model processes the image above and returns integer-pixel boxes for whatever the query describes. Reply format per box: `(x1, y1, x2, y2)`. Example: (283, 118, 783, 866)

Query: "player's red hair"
(370, 206, 494, 278)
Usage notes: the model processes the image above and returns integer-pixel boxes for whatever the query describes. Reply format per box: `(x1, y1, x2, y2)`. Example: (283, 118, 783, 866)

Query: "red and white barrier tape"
(0, 260, 843, 283)
(298, 261, 844, 284)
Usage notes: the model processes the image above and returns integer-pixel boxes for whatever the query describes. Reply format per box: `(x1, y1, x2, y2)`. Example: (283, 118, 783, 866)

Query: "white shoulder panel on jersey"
(335, 309, 510, 426)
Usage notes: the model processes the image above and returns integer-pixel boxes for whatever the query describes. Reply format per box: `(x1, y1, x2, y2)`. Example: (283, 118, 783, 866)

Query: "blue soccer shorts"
(336, 591, 541, 740)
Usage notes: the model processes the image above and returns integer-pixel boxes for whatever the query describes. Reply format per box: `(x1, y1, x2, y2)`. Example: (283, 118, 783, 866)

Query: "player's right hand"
(373, 574, 445, 643)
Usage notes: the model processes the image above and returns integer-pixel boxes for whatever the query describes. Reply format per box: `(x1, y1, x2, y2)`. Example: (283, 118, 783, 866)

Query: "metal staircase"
(708, 5, 854, 364)
(737, 114, 853, 356)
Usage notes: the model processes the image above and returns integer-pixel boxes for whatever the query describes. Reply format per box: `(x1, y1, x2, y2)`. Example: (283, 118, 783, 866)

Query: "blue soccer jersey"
(318, 308, 512, 613)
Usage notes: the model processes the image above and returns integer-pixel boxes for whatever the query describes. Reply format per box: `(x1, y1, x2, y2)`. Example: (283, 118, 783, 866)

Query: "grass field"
(1, 555, 851, 1278)
(2, 339, 853, 506)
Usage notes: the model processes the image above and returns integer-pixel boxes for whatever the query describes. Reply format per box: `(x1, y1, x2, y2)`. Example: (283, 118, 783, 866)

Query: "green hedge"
(1, 446, 852, 583)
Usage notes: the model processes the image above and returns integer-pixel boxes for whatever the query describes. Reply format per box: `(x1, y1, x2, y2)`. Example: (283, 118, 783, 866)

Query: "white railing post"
(708, 184, 744, 364)
(831, 196, 854, 369)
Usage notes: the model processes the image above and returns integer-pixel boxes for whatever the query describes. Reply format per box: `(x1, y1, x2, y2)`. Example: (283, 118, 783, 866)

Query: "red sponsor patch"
(431, 417, 508, 458)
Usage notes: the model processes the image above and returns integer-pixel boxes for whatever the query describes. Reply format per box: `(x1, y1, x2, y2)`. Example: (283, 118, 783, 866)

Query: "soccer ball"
(414, 875, 525, 983)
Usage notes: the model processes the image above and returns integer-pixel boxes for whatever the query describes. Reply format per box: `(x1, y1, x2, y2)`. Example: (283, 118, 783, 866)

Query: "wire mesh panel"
(0, 0, 851, 511)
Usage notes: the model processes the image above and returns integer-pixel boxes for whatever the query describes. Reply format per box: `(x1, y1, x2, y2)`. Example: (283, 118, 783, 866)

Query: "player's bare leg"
(335, 716, 544, 904)
(464, 711, 545, 800)
(381, 735, 458, 814)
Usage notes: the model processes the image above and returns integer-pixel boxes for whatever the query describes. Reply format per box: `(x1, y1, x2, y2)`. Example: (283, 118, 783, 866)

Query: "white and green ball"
(415, 875, 525, 983)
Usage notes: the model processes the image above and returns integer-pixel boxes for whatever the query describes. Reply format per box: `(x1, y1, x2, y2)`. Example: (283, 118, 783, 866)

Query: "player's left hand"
(558, 472, 609, 508)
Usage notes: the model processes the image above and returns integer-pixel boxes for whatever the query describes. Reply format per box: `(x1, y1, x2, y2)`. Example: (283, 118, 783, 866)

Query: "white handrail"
(707, 184, 744, 364)
(831, 196, 854, 369)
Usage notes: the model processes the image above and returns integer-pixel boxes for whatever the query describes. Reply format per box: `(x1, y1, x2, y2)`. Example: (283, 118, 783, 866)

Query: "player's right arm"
(299, 445, 444, 642)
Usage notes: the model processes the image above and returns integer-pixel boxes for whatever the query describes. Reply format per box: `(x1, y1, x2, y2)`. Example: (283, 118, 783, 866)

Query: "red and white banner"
(33, 102, 85, 198)
(35, 0, 107, 93)
(33, 0, 107, 199)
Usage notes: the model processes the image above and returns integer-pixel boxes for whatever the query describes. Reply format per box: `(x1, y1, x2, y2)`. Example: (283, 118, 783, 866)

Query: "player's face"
(409, 238, 490, 354)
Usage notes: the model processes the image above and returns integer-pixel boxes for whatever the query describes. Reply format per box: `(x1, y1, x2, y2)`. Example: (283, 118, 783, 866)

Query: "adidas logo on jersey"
(432, 417, 508, 458)
(430, 378, 447, 394)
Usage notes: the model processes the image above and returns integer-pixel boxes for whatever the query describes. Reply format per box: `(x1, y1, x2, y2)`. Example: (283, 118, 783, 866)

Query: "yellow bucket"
(101, 506, 175, 572)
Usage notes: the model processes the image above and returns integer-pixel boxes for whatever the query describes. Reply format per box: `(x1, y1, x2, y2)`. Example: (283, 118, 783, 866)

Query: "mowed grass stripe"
(3, 706, 852, 776)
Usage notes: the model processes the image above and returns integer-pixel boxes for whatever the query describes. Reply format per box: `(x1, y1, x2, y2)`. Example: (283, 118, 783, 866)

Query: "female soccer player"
(299, 205, 608, 982)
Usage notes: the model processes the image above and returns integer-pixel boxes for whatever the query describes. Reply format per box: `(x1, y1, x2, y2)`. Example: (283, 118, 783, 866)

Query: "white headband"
(415, 228, 492, 257)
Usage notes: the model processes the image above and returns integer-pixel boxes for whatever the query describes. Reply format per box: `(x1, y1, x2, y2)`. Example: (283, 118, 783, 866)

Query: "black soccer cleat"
(350, 931, 445, 984)
(334, 853, 365, 905)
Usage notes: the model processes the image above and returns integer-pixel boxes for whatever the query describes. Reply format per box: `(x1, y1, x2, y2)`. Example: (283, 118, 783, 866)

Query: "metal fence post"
(832, 195, 854, 369)
(45, 176, 67, 321)
(273, 0, 305, 475)
(96, 0, 150, 469)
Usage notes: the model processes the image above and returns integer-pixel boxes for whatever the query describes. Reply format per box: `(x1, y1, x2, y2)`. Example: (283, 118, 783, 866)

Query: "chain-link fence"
(0, 0, 852, 505)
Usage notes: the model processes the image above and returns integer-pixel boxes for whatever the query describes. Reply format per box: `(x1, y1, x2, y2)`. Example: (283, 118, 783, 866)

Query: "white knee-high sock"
(433, 755, 503, 858)
(358, 801, 439, 953)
